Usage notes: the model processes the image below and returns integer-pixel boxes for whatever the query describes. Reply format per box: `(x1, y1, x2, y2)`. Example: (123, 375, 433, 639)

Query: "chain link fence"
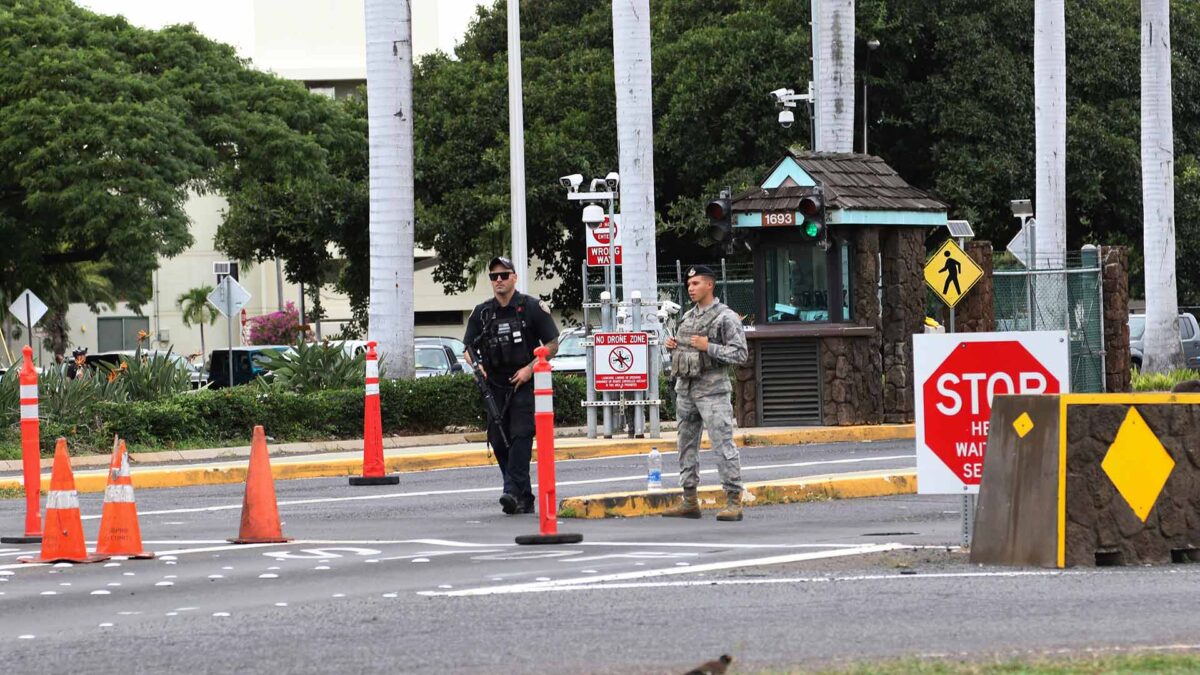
(582, 260, 755, 321)
(993, 249, 1106, 393)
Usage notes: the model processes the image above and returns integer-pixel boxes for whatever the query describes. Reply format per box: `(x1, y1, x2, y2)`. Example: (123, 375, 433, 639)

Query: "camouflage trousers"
(675, 389, 742, 493)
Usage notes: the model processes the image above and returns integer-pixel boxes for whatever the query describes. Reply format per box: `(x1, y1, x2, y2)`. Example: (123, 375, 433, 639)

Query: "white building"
(11, 0, 561, 363)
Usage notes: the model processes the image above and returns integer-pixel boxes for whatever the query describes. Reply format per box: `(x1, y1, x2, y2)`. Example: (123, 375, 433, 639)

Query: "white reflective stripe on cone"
(20, 404, 38, 420)
(366, 361, 379, 378)
(535, 395, 553, 414)
(46, 490, 80, 510)
(104, 484, 136, 504)
(365, 383, 380, 396)
(533, 372, 552, 390)
(20, 384, 37, 399)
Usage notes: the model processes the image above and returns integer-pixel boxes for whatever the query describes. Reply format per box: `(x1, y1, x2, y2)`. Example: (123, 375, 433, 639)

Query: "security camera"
(582, 203, 606, 224)
(659, 300, 681, 316)
(769, 87, 792, 102)
(605, 172, 620, 190)
(778, 109, 795, 129)
(589, 178, 608, 193)
(560, 174, 583, 192)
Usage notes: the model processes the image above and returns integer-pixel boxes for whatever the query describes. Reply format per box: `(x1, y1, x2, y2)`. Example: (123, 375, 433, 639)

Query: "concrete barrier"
(972, 394, 1200, 568)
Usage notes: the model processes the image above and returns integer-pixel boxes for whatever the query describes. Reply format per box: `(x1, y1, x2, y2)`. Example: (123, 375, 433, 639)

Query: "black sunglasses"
(488, 272, 512, 281)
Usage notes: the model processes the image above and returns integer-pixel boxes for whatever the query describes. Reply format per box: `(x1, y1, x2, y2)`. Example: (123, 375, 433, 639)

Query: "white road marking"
(264, 547, 382, 560)
(68, 455, 913, 521)
(465, 569, 1081, 593)
(421, 544, 910, 597)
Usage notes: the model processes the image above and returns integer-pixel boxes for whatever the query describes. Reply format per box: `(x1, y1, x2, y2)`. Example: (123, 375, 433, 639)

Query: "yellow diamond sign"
(1101, 407, 1175, 522)
(1012, 412, 1034, 439)
(924, 239, 983, 308)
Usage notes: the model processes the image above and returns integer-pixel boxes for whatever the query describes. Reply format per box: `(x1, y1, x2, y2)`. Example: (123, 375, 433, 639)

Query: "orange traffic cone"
(229, 426, 291, 544)
(23, 439, 109, 564)
(96, 438, 154, 559)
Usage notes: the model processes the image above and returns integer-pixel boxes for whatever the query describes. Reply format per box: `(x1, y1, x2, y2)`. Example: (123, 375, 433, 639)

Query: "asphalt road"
(0, 439, 1197, 674)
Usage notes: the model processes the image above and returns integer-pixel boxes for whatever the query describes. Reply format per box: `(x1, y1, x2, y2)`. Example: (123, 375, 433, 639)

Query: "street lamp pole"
(863, 38, 880, 155)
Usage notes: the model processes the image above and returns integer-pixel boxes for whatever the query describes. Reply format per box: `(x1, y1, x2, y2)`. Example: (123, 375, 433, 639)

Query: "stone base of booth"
(973, 394, 1200, 568)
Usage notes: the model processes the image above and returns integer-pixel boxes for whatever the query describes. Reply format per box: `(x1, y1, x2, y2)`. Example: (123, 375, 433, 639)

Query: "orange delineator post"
(516, 346, 582, 546)
(96, 438, 154, 559)
(3, 346, 42, 544)
(350, 341, 399, 486)
(23, 439, 108, 564)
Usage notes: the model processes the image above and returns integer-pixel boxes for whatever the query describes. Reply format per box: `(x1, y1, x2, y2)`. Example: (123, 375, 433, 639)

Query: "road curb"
(557, 470, 919, 519)
(0, 425, 914, 494)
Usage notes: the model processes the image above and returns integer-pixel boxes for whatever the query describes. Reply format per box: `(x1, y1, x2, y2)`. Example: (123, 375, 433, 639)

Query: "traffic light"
(798, 192, 825, 240)
(706, 192, 732, 242)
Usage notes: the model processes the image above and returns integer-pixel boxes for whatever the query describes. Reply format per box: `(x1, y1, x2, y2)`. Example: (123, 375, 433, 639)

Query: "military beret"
(686, 265, 717, 280)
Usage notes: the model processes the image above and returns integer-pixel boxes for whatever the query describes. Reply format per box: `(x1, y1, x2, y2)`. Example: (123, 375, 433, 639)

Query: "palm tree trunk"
(1034, 0, 1067, 269)
(199, 322, 206, 360)
(813, 0, 855, 152)
(1141, 0, 1184, 373)
(365, 0, 416, 379)
(612, 0, 658, 306)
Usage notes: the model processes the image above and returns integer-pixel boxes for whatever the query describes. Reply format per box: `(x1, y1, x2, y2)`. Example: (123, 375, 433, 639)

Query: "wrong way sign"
(586, 215, 622, 266)
(914, 331, 1069, 494)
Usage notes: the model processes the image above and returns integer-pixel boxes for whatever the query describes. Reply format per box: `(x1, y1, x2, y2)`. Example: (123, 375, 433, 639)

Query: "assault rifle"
(465, 339, 510, 448)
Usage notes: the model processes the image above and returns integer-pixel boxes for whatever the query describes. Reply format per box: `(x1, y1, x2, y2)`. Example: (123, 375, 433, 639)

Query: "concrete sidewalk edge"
(557, 470, 919, 519)
(0, 424, 914, 494)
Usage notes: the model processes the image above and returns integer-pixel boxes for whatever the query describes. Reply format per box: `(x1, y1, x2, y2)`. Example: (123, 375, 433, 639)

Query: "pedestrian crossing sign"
(924, 239, 983, 308)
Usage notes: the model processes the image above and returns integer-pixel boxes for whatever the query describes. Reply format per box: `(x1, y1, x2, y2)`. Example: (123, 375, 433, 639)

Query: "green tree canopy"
(0, 0, 367, 333)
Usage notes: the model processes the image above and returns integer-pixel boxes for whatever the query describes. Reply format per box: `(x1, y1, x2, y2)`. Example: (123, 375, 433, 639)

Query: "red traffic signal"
(705, 199, 731, 222)
(706, 197, 733, 242)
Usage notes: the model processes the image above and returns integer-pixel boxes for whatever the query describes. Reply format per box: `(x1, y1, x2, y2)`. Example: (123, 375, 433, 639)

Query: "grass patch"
(556, 506, 578, 519)
(0, 485, 26, 499)
(805, 652, 1200, 674)
(1132, 368, 1200, 392)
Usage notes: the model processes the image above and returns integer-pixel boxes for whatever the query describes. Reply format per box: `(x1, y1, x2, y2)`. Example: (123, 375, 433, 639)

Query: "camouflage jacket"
(672, 301, 748, 395)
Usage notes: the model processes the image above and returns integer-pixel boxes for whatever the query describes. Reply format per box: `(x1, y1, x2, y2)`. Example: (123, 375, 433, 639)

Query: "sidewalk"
(0, 423, 914, 494)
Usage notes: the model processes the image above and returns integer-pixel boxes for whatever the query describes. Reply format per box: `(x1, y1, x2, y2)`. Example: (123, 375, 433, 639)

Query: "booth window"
(765, 239, 851, 323)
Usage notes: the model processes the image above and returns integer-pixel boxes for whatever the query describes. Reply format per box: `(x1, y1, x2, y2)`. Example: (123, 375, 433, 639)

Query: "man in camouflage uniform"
(662, 265, 750, 521)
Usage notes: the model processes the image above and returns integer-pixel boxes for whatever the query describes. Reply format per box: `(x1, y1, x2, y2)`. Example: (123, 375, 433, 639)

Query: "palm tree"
(1034, 0, 1066, 269)
(42, 262, 119, 359)
(612, 0, 659, 306)
(1141, 0, 1184, 373)
(177, 286, 218, 359)
(364, 0, 416, 379)
(812, 0, 855, 152)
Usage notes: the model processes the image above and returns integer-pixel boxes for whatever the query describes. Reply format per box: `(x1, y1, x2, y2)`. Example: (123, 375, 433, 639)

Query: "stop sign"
(914, 333, 1069, 494)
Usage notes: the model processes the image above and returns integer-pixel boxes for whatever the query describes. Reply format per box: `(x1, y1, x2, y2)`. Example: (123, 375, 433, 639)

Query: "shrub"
(1132, 368, 1200, 392)
(247, 302, 304, 345)
(256, 340, 367, 394)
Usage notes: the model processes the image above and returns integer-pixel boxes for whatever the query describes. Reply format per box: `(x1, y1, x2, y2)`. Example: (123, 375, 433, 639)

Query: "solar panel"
(946, 220, 974, 239)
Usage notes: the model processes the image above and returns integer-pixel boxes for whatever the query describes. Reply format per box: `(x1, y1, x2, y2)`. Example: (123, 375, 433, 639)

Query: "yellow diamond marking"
(1012, 412, 1034, 439)
(1101, 407, 1175, 522)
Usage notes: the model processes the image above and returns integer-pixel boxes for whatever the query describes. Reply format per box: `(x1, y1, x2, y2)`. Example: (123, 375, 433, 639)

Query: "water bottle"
(647, 447, 663, 491)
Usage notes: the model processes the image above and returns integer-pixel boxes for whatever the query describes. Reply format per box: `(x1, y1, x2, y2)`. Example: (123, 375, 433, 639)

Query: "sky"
(76, 0, 492, 61)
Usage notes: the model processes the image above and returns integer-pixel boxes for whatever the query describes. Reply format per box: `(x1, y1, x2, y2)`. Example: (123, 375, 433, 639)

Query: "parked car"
(550, 327, 587, 374)
(207, 346, 294, 388)
(415, 344, 465, 378)
(416, 336, 469, 370)
(84, 350, 207, 389)
(1129, 313, 1200, 370)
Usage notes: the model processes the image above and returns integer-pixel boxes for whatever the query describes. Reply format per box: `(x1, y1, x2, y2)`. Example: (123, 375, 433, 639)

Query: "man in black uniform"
(464, 256, 560, 515)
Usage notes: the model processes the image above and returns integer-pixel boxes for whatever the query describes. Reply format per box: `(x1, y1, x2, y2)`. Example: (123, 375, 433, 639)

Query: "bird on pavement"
(683, 653, 733, 675)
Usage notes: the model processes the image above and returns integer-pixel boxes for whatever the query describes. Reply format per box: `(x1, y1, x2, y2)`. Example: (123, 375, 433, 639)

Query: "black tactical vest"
(480, 294, 534, 373)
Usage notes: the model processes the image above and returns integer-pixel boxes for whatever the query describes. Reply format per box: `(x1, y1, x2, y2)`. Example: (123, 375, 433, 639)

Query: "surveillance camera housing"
(560, 174, 583, 192)
(778, 109, 795, 129)
(659, 300, 681, 316)
(769, 87, 792, 101)
(582, 203, 606, 224)
(605, 172, 620, 190)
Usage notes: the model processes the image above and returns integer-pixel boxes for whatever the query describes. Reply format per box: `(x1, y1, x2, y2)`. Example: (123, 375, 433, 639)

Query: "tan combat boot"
(716, 491, 743, 522)
(661, 487, 702, 519)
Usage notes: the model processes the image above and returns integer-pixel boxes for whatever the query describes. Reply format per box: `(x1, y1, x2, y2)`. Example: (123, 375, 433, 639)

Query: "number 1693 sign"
(914, 331, 1069, 494)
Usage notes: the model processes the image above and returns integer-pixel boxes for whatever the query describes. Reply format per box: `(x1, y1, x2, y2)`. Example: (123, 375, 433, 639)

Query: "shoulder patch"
(538, 300, 551, 314)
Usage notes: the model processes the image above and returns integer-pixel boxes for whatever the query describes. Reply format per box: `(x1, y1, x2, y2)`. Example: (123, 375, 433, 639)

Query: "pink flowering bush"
(247, 302, 304, 345)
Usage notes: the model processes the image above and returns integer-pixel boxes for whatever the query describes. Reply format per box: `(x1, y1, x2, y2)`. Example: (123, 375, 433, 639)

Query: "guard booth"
(728, 151, 948, 427)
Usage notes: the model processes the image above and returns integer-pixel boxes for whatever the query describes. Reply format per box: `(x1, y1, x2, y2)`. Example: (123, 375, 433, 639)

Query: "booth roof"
(733, 151, 948, 213)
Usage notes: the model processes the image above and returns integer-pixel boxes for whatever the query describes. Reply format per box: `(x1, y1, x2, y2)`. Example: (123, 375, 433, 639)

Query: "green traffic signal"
(803, 221, 820, 238)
